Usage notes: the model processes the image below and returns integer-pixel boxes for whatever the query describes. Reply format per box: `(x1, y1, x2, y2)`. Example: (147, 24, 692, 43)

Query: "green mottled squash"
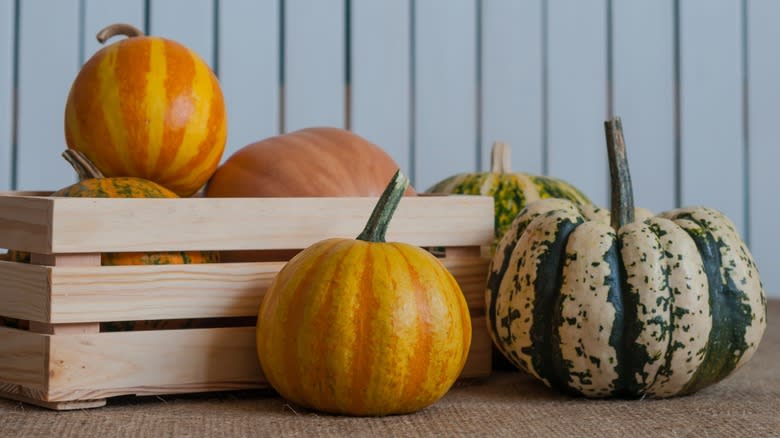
(486, 118, 766, 398)
(426, 141, 589, 245)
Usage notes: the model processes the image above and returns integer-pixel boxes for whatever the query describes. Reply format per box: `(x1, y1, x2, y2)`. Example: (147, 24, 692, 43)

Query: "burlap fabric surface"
(1, 301, 777, 437)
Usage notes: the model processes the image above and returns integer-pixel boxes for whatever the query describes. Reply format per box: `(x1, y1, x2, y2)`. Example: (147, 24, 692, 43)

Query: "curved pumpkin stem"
(490, 141, 511, 174)
(604, 117, 635, 230)
(96, 23, 144, 44)
(357, 170, 410, 243)
(62, 149, 105, 181)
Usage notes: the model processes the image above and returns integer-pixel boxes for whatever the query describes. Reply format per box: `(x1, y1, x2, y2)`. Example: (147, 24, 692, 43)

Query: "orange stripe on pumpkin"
(152, 39, 195, 180)
(348, 243, 381, 413)
(392, 245, 434, 407)
(69, 47, 124, 176)
(162, 60, 226, 196)
(276, 238, 344, 406)
(116, 37, 153, 176)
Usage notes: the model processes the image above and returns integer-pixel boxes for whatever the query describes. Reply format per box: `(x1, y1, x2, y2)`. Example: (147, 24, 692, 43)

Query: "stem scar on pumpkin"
(96, 23, 144, 44)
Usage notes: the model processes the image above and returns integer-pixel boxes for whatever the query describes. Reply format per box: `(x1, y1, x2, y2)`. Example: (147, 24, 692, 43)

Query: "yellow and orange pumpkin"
(256, 170, 469, 416)
(64, 23, 227, 197)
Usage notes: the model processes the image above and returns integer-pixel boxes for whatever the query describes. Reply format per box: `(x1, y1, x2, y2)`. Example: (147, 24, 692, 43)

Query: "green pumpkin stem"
(357, 170, 410, 243)
(605, 117, 635, 230)
(62, 149, 105, 181)
(96, 23, 144, 44)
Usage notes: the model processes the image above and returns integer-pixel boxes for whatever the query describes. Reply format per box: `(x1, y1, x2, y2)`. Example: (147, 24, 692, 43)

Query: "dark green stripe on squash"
(525, 212, 582, 393)
(673, 212, 754, 395)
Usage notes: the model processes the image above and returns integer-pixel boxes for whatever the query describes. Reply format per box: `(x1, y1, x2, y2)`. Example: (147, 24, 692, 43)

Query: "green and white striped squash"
(426, 141, 590, 245)
(486, 118, 767, 398)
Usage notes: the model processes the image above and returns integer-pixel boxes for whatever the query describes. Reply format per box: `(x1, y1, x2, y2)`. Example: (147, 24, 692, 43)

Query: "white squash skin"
(558, 222, 620, 397)
(618, 220, 671, 390)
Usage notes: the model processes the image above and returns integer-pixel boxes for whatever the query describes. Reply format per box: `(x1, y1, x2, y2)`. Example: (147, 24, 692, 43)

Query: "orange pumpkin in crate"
(64, 23, 227, 197)
(206, 127, 415, 262)
(205, 127, 416, 197)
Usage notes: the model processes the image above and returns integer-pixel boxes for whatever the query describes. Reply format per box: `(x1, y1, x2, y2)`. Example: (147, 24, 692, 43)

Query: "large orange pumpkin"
(205, 127, 416, 197)
(256, 170, 469, 416)
(64, 23, 227, 197)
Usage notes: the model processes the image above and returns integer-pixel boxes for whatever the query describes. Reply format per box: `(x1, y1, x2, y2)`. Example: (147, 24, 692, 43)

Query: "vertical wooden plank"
(219, 0, 280, 157)
(150, 0, 215, 68)
(285, 0, 345, 132)
(679, 0, 744, 234)
(481, 0, 543, 175)
(351, 0, 411, 176)
(612, 1, 676, 214)
(16, 0, 80, 191)
(547, 0, 608, 207)
(82, 0, 144, 61)
(0, 0, 14, 191)
(747, 0, 779, 297)
(415, 0, 477, 190)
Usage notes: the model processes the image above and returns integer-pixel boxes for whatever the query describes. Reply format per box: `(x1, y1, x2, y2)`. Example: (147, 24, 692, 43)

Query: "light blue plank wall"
(747, 0, 780, 297)
(3, 1, 776, 297)
(0, 0, 14, 190)
(547, 0, 608, 207)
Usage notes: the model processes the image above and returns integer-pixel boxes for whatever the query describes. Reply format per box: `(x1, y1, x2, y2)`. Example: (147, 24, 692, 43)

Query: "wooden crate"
(0, 193, 494, 410)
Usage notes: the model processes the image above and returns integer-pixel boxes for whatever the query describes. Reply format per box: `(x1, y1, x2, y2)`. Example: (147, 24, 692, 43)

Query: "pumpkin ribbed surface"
(65, 36, 226, 197)
(257, 237, 471, 416)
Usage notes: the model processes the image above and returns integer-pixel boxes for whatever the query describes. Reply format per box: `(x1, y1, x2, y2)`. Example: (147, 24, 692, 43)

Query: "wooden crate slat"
(45, 196, 492, 253)
(48, 262, 283, 323)
(0, 196, 53, 254)
(42, 257, 486, 323)
(47, 327, 264, 402)
(0, 327, 48, 390)
(44, 318, 491, 402)
(0, 261, 50, 322)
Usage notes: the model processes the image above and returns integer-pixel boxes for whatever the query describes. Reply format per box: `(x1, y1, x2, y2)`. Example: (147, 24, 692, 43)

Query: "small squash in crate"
(8, 150, 218, 266)
(65, 23, 227, 197)
(5, 151, 219, 331)
(256, 170, 470, 416)
(426, 141, 589, 245)
(486, 118, 766, 398)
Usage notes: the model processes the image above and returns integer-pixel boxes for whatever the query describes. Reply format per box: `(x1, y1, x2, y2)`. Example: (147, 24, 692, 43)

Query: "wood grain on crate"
(0, 250, 488, 324)
(0, 318, 490, 403)
(0, 193, 494, 408)
(0, 195, 494, 253)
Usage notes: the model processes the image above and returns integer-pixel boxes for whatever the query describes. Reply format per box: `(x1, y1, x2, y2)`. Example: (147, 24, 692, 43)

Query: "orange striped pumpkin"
(256, 170, 471, 416)
(64, 23, 227, 197)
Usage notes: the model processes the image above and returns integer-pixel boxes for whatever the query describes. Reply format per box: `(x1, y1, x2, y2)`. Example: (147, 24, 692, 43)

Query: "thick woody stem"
(604, 117, 635, 230)
(96, 23, 144, 44)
